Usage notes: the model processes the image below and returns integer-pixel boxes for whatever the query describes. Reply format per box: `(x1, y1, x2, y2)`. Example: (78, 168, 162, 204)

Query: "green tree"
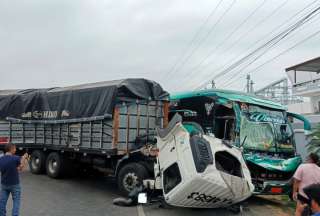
(307, 124, 320, 157)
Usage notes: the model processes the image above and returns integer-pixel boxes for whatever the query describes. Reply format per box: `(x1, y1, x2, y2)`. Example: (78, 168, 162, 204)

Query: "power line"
(194, 3, 320, 90)
(216, 0, 289, 62)
(229, 6, 320, 77)
(164, 0, 224, 80)
(180, 0, 268, 82)
(222, 10, 320, 88)
(226, 9, 320, 84)
(223, 25, 320, 89)
(187, 0, 318, 89)
(222, 74, 247, 88)
(249, 28, 320, 82)
(164, 0, 237, 80)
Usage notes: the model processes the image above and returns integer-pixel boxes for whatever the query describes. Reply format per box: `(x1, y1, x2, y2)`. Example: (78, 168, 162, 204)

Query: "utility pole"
(246, 74, 254, 93)
(283, 78, 289, 105)
(246, 74, 250, 93)
(250, 80, 254, 93)
(211, 80, 216, 89)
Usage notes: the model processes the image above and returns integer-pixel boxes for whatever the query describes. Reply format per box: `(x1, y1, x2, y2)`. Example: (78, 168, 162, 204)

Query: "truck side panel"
(0, 101, 165, 155)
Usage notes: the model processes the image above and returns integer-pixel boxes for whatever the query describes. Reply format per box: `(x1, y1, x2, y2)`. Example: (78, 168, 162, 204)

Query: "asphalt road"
(3, 170, 294, 216)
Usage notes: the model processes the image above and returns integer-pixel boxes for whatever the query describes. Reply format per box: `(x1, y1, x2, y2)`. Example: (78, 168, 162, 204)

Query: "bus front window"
(240, 105, 294, 153)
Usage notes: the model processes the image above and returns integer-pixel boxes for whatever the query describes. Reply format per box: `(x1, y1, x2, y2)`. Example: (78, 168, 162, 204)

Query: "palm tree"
(306, 124, 320, 157)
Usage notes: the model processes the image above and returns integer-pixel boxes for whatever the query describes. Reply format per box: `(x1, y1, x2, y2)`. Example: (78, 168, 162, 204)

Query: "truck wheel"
(117, 163, 149, 196)
(46, 152, 66, 178)
(29, 150, 46, 174)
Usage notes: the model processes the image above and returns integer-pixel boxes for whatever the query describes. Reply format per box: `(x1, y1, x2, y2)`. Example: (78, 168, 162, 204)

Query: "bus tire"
(29, 150, 47, 174)
(117, 162, 149, 196)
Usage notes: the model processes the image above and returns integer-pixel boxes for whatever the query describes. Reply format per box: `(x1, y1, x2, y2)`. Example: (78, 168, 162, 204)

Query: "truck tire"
(46, 152, 66, 178)
(29, 150, 47, 174)
(117, 163, 149, 196)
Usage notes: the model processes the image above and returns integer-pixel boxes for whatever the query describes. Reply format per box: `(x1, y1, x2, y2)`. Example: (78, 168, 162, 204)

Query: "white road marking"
(137, 205, 146, 216)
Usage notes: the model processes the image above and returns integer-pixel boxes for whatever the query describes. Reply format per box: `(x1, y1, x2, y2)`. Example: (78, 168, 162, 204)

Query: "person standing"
(296, 184, 320, 216)
(0, 143, 28, 216)
(304, 184, 320, 216)
(293, 153, 320, 216)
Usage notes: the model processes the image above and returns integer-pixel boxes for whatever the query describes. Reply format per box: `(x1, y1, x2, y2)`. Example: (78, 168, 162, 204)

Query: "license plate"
(270, 187, 283, 193)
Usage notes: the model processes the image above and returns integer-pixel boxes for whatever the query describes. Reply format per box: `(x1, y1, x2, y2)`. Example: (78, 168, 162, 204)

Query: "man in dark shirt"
(304, 184, 320, 216)
(0, 143, 28, 216)
(296, 184, 320, 216)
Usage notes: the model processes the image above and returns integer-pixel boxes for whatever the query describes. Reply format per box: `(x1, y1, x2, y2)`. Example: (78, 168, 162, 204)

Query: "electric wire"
(222, 14, 320, 88)
(221, 11, 320, 88)
(188, 0, 318, 89)
(164, 0, 224, 80)
(180, 0, 268, 83)
(223, 26, 320, 89)
(164, 0, 237, 80)
(194, 3, 320, 90)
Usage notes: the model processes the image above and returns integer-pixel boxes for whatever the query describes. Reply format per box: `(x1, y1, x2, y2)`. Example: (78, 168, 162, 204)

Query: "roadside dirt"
(245, 195, 295, 216)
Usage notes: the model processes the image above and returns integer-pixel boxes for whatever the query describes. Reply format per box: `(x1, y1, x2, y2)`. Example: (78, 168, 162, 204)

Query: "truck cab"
(154, 114, 253, 208)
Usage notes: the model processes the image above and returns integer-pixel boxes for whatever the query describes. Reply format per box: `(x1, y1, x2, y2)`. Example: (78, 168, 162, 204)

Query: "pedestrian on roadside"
(293, 153, 320, 216)
(304, 184, 320, 216)
(0, 143, 29, 216)
(296, 184, 320, 216)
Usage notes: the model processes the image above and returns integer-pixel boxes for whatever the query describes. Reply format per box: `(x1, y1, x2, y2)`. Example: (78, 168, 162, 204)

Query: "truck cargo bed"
(0, 101, 167, 156)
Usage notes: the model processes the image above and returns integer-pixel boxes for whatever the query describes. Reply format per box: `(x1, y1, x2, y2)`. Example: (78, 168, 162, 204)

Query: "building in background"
(255, 78, 303, 105)
(286, 56, 320, 114)
(285, 57, 320, 160)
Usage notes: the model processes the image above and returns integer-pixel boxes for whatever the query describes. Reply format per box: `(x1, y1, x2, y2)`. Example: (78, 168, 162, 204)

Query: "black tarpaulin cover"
(0, 79, 168, 123)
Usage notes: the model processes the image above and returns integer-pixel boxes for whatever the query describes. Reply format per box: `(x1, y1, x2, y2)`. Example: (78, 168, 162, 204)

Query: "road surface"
(3, 170, 294, 216)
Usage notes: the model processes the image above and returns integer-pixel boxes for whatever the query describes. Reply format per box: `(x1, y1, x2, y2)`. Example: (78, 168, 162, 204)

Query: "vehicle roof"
(170, 89, 286, 110)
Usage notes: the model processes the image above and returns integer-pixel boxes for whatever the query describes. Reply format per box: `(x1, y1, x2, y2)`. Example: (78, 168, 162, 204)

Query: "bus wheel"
(29, 150, 46, 174)
(117, 163, 149, 196)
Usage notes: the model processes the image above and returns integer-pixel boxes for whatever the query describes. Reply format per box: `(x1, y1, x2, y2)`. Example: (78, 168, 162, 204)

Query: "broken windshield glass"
(240, 105, 294, 153)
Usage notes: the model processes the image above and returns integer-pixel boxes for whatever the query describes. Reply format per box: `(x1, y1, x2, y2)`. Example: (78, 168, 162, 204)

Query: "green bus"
(169, 89, 311, 196)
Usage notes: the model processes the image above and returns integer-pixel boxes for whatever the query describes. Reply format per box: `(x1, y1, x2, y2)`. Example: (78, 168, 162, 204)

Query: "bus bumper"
(253, 180, 292, 196)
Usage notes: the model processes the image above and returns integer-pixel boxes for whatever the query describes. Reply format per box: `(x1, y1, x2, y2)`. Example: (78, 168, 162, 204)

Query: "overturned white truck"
(154, 114, 253, 208)
(0, 79, 253, 208)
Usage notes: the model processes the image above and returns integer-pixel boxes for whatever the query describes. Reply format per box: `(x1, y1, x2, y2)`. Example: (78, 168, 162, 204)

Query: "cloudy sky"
(0, 0, 319, 93)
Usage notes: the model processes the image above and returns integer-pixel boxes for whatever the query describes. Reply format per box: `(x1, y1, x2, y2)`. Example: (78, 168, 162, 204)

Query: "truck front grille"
(189, 135, 213, 173)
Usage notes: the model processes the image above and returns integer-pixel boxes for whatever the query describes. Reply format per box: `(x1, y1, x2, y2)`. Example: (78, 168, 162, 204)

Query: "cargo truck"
(0, 79, 253, 208)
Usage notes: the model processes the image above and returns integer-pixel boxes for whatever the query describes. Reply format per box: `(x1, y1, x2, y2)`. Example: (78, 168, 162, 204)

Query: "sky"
(0, 0, 319, 93)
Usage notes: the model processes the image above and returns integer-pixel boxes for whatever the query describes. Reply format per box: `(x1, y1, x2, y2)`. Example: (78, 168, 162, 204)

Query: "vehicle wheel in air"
(117, 162, 149, 196)
(29, 150, 47, 174)
(46, 152, 66, 178)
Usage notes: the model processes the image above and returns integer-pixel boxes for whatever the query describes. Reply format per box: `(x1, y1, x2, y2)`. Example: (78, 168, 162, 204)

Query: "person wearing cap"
(293, 153, 320, 216)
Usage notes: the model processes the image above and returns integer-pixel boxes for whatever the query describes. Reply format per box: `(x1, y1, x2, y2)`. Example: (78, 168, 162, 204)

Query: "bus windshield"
(240, 105, 294, 153)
